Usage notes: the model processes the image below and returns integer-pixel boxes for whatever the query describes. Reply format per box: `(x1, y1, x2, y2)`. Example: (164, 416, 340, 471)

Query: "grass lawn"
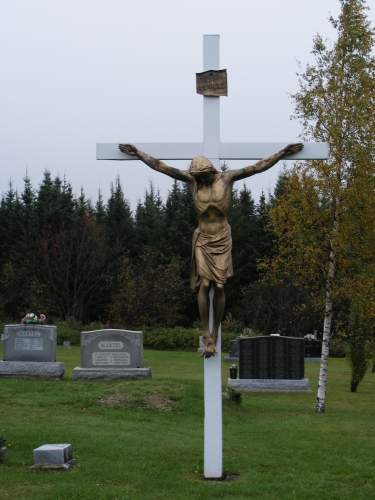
(0, 344, 374, 500)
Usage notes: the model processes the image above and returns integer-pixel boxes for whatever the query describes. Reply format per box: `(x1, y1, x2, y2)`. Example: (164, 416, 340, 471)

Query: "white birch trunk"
(316, 201, 339, 413)
(315, 280, 333, 413)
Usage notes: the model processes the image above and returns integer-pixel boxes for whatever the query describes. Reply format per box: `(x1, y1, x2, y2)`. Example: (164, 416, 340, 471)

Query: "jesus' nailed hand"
(118, 142, 303, 358)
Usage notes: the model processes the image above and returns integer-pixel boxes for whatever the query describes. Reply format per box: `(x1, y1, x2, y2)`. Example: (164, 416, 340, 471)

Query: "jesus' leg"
(198, 277, 218, 358)
(212, 282, 225, 348)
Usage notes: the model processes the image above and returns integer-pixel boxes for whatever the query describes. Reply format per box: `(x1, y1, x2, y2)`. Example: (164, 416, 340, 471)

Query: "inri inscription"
(239, 336, 305, 380)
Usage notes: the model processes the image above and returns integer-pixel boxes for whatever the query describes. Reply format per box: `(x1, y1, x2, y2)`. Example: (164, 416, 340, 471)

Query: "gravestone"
(305, 339, 322, 362)
(72, 329, 152, 381)
(63, 341, 71, 350)
(227, 336, 310, 391)
(224, 339, 239, 362)
(31, 444, 77, 470)
(0, 325, 64, 380)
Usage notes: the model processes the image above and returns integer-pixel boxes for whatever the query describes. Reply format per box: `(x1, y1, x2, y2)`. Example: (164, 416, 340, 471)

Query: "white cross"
(97, 35, 328, 480)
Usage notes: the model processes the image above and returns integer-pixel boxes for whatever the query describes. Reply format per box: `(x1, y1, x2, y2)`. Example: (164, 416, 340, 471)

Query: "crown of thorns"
(189, 156, 218, 175)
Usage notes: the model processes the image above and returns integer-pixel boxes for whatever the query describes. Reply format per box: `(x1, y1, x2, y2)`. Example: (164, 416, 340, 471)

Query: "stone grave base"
(227, 378, 311, 392)
(0, 361, 65, 380)
(305, 357, 321, 362)
(30, 459, 78, 470)
(72, 367, 152, 381)
(223, 356, 239, 362)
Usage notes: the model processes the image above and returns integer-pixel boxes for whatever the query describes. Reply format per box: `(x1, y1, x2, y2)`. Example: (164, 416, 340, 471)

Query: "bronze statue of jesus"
(119, 143, 303, 358)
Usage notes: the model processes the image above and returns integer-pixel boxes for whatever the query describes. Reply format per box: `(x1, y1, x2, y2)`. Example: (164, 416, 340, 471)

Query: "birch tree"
(264, 0, 375, 412)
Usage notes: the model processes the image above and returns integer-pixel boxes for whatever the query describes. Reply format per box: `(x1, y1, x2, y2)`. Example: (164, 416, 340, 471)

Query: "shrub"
(56, 326, 81, 345)
(329, 338, 346, 358)
(143, 327, 236, 352)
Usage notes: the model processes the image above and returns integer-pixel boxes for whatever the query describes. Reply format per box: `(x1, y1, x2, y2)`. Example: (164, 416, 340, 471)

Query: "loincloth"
(190, 226, 233, 291)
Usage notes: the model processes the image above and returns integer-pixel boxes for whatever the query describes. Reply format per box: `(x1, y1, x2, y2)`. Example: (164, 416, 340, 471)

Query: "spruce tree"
(105, 175, 134, 259)
(134, 181, 165, 255)
(227, 184, 259, 309)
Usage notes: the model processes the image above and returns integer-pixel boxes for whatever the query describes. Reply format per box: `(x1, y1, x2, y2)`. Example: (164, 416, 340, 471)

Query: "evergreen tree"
(163, 181, 198, 262)
(226, 184, 259, 309)
(134, 180, 165, 255)
(105, 175, 134, 259)
(95, 188, 106, 223)
(255, 190, 273, 260)
(35, 171, 76, 231)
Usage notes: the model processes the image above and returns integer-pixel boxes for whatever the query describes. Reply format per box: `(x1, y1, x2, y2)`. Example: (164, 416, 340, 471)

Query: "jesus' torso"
(188, 172, 234, 236)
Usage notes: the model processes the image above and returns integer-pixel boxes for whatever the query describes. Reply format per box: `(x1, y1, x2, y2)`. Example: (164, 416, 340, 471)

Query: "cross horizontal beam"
(96, 142, 328, 161)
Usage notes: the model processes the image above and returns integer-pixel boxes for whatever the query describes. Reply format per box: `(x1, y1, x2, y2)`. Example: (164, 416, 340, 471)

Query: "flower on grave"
(21, 313, 47, 324)
(304, 333, 315, 342)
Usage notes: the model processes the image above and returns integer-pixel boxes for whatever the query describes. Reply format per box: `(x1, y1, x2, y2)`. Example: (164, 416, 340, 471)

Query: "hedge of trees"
(0, 170, 284, 330)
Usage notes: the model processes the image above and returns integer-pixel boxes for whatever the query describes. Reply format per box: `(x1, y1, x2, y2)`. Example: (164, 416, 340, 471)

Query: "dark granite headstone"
(80, 329, 144, 369)
(304, 340, 322, 358)
(239, 336, 304, 380)
(3, 325, 57, 362)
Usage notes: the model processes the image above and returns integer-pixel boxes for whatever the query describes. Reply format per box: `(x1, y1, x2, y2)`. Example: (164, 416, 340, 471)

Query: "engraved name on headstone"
(239, 336, 305, 380)
(3, 325, 57, 362)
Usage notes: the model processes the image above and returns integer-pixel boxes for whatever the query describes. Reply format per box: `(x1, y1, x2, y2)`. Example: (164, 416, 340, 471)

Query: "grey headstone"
(33, 444, 72, 465)
(80, 329, 144, 368)
(63, 341, 70, 349)
(72, 329, 152, 381)
(3, 325, 57, 362)
(1, 334, 4, 342)
(224, 339, 240, 361)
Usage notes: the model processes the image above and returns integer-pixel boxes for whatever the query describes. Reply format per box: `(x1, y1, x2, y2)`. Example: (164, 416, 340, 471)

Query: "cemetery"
(1, 340, 375, 499)
(1, 0, 375, 498)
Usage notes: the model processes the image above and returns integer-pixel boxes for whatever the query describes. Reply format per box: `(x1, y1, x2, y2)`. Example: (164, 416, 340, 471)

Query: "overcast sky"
(1, 0, 373, 210)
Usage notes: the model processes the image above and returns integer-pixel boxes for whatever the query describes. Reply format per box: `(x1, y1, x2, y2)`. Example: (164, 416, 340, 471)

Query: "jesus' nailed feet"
(201, 332, 219, 359)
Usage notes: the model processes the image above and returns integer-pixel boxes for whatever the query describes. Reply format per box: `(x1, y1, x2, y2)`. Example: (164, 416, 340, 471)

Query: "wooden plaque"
(196, 69, 227, 96)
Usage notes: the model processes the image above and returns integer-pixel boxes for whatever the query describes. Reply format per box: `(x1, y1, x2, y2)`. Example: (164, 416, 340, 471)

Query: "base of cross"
(204, 286, 223, 479)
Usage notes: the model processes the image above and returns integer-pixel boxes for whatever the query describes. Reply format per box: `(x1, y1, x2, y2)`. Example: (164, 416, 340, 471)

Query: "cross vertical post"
(203, 35, 223, 480)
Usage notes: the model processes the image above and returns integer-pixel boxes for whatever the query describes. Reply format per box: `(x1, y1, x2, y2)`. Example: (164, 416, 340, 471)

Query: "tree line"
(0, 170, 286, 329)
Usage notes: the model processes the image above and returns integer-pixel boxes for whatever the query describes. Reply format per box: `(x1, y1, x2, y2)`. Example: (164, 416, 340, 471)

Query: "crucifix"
(97, 35, 328, 479)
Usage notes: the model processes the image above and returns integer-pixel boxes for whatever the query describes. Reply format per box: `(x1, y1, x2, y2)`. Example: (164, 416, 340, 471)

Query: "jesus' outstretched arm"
(118, 143, 190, 183)
(230, 143, 304, 182)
